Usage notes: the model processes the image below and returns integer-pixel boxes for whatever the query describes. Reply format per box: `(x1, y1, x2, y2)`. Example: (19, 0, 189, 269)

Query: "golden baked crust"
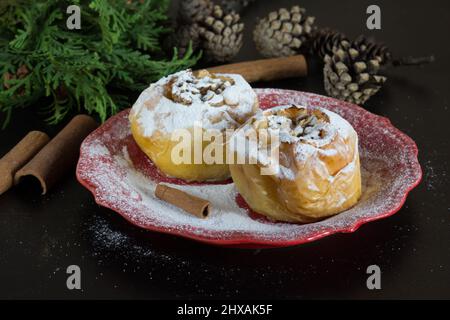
(229, 104, 362, 223)
(129, 69, 259, 181)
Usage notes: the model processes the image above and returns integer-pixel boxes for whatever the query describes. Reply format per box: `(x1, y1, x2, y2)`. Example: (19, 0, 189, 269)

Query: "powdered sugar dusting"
(77, 89, 422, 246)
(230, 103, 358, 182)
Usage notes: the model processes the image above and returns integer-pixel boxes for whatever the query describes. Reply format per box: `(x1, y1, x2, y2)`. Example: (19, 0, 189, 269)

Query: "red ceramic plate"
(76, 89, 422, 248)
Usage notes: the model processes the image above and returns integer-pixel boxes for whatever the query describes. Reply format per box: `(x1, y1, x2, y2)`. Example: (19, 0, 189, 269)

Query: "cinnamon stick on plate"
(206, 55, 308, 83)
(0, 131, 50, 195)
(14, 115, 98, 194)
(155, 184, 211, 219)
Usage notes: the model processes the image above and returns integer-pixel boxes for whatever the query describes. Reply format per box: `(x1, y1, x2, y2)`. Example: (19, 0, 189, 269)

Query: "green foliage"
(0, 0, 199, 128)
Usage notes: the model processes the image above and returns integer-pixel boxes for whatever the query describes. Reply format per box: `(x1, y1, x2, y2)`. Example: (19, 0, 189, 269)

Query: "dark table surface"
(0, 0, 449, 299)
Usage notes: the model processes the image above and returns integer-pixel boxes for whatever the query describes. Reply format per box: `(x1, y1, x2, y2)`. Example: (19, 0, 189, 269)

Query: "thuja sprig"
(0, 0, 200, 128)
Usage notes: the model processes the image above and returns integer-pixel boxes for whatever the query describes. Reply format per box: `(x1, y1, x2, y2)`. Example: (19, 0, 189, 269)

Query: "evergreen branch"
(0, 0, 199, 128)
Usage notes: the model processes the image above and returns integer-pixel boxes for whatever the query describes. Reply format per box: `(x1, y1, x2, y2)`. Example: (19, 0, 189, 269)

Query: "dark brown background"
(0, 0, 449, 299)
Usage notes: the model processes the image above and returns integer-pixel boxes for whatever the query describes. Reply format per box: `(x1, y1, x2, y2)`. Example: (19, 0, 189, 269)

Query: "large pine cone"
(323, 41, 387, 105)
(312, 29, 349, 60)
(313, 31, 392, 64)
(199, 5, 244, 62)
(178, 0, 213, 24)
(253, 6, 316, 58)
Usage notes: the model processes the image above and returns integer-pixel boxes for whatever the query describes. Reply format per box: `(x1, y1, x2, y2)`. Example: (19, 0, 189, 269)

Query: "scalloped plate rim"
(76, 89, 422, 248)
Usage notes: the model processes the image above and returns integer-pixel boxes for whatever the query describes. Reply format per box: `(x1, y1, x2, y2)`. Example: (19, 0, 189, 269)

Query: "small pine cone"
(216, 0, 256, 14)
(179, 0, 213, 24)
(166, 23, 201, 57)
(323, 41, 387, 105)
(253, 6, 316, 58)
(199, 5, 244, 62)
(351, 35, 392, 65)
(312, 28, 349, 60)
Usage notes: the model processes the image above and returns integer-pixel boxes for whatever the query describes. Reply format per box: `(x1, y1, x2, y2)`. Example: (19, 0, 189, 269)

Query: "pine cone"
(351, 35, 392, 65)
(312, 29, 349, 60)
(323, 41, 387, 105)
(216, 0, 255, 14)
(166, 23, 201, 58)
(199, 5, 244, 62)
(178, 0, 213, 24)
(253, 6, 316, 58)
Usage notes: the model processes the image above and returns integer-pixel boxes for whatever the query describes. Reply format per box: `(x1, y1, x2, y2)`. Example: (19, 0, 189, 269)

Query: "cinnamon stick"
(14, 115, 98, 194)
(206, 55, 308, 83)
(155, 184, 210, 219)
(0, 131, 50, 195)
